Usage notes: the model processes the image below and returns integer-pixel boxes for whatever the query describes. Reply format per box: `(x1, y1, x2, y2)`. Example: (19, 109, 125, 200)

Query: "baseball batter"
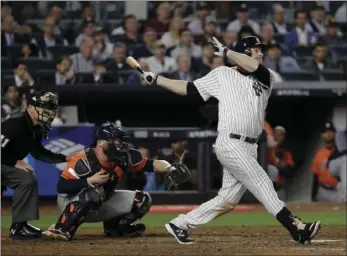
(140, 36, 321, 244)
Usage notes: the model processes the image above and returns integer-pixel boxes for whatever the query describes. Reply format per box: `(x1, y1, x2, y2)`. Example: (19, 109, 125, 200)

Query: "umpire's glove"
(141, 72, 157, 85)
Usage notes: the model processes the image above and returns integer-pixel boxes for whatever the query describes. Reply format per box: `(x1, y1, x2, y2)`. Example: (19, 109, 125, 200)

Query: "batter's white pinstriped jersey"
(194, 66, 275, 138)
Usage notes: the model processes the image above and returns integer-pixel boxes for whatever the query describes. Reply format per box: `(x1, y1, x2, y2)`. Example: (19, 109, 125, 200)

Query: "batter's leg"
(166, 168, 246, 244)
(217, 142, 321, 244)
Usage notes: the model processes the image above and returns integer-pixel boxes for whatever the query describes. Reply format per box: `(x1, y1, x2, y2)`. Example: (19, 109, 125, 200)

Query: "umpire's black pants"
(1, 164, 39, 223)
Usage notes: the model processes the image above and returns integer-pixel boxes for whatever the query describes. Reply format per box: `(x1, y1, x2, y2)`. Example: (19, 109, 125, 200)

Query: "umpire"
(1, 91, 67, 240)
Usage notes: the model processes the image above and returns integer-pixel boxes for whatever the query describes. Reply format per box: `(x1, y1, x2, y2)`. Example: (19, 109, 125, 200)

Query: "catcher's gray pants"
(57, 190, 136, 222)
(1, 164, 39, 223)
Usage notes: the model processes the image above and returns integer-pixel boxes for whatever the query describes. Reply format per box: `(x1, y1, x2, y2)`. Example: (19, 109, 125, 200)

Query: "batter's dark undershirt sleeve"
(141, 158, 155, 172)
(251, 64, 271, 88)
(57, 176, 88, 194)
(187, 81, 205, 105)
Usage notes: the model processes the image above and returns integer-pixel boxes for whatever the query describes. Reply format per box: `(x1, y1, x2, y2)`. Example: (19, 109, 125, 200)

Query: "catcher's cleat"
(165, 223, 194, 245)
(104, 223, 146, 237)
(295, 219, 321, 244)
(42, 224, 71, 241)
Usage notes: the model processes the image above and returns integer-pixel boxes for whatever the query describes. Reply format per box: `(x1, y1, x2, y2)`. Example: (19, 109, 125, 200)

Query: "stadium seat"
(6, 45, 22, 59)
(296, 57, 312, 67)
(293, 46, 313, 58)
(17, 57, 56, 71)
(332, 45, 347, 58)
(321, 69, 346, 81)
(274, 34, 285, 43)
(36, 69, 56, 85)
(280, 71, 320, 81)
(47, 46, 79, 60)
(117, 70, 134, 83)
(1, 69, 13, 76)
(1, 57, 11, 69)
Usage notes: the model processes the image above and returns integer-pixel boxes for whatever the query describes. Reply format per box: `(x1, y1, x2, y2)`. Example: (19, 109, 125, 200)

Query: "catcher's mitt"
(164, 163, 191, 191)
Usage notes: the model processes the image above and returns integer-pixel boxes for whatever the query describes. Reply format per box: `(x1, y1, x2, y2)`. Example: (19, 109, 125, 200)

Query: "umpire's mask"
(28, 91, 58, 137)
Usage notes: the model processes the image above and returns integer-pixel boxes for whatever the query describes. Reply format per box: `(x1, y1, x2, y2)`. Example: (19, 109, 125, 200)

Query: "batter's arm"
(156, 76, 189, 96)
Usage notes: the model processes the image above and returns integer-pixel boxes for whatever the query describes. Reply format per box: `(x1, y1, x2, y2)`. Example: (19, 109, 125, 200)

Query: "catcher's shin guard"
(54, 186, 104, 240)
(103, 190, 152, 236)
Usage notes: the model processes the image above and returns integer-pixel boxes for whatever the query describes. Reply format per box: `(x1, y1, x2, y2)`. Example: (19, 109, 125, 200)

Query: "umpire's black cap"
(234, 36, 267, 56)
(322, 121, 336, 133)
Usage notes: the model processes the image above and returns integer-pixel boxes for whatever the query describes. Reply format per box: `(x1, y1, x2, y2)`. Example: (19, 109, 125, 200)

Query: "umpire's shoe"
(104, 223, 146, 237)
(9, 222, 42, 240)
(165, 223, 194, 245)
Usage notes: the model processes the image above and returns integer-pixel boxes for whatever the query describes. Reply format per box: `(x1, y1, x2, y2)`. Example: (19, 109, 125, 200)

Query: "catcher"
(43, 122, 191, 241)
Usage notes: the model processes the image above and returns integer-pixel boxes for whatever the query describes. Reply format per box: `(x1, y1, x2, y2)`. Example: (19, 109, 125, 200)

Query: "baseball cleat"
(42, 224, 71, 241)
(297, 221, 321, 244)
(165, 223, 194, 245)
(9, 222, 42, 240)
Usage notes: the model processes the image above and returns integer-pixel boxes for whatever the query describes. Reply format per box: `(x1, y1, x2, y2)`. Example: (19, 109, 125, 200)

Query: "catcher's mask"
(28, 91, 58, 138)
(94, 122, 130, 169)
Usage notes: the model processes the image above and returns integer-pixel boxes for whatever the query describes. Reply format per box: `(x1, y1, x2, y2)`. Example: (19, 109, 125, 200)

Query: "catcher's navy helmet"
(94, 121, 129, 142)
(234, 36, 267, 56)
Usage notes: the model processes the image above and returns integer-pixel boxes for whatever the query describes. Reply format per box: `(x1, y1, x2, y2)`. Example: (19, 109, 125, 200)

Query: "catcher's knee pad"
(115, 190, 152, 225)
(55, 186, 104, 238)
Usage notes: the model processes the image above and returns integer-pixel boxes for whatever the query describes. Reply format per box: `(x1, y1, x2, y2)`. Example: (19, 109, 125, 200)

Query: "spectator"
(93, 27, 114, 62)
(227, 4, 260, 35)
(1, 15, 26, 51)
(81, 5, 94, 21)
(284, 10, 318, 53)
(79, 60, 116, 84)
(260, 22, 275, 45)
(211, 56, 224, 70)
(188, 1, 211, 36)
(48, 6, 64, 36)
(311, 121, 340, 201)
(196, 43, 214, 75)
(170, 28, 202, 59)
(335, 2, 346, 23)
(1, 85, 24, 120)
(12, 61, 35, 88)
(146, 40, 176, 74)
(271, 4, 288, 35)
(1, 2, 12, 20)
(308, 4, 327, 36)
(194, 16, 223, 46)
(20, 43, 39, 58)
(267, 126, 295, 191)
(320, 18, 345, 45)
(144, 2, 170, 34)
(127, 58, 150, 86)
(169, 55, 198, 81)
(264, 120, 278, 149)
(31, 16, 68, 58)
(160, 16, 183, 48)
(264, 41, 301, 73)
(114, 14, 140, 46)
(237, 25, 257, 41)
(55, 56, 75, 86)
(51, 108, 68, 126)
(133, 27, 157, 59)
(75, 18, 96, 47)
(69, 38, 94, 73)
(139, 146, 150, 158)
(222, 31, 237, 50)
(104, 43, 131, 72)
(302, 42, 338, 72)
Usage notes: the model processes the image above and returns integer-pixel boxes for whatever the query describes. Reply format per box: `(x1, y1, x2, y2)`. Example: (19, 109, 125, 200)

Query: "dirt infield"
(1, 203, 346, 256)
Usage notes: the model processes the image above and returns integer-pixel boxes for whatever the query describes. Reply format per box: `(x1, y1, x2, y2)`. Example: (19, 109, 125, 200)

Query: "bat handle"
(136, 67, 144, 74)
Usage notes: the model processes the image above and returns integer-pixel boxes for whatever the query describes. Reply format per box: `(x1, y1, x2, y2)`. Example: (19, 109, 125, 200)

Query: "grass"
(1, 212, 346, 229)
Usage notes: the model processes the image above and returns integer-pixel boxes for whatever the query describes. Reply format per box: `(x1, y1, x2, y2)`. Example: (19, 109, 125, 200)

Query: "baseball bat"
(126, 56, 152, 82)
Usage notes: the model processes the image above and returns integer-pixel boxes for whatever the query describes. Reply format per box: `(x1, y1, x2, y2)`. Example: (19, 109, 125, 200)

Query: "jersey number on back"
(1, 134, 10, 148)
(252, 81, 263, 97)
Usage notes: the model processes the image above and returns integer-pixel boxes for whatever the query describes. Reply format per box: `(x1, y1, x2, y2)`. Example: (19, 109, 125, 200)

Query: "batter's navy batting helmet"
(234, 36, 267, 56)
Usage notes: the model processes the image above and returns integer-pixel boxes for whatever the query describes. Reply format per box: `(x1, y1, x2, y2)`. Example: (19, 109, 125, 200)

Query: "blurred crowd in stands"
(1, 1, 346, 202)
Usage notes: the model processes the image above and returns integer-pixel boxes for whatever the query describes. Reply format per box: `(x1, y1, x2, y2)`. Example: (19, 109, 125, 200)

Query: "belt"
(230, 133, 259, 144)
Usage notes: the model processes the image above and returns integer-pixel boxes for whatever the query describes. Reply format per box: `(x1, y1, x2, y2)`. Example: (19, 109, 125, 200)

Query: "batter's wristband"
(154, 75, 159, 85)
(223, 46, 229, 61)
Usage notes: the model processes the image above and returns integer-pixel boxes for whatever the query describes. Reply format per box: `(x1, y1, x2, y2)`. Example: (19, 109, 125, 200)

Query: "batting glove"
(212, 36, 229, 58)
(140, 72, 157, 85)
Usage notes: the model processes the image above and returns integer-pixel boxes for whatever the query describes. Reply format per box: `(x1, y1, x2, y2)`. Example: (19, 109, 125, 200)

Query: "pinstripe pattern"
(170, 66, 284, 230)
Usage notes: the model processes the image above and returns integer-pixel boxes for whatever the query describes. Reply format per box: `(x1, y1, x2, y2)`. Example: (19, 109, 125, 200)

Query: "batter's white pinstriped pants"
(171, 131, 285, 230)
